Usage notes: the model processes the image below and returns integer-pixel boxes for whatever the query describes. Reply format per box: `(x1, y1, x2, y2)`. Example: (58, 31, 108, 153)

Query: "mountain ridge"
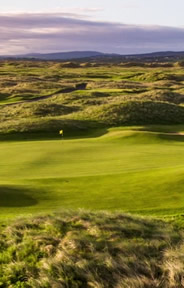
(0, 50, 184, 61)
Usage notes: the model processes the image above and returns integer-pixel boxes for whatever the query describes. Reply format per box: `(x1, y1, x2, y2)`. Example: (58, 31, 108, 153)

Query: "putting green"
(1, 128, 184, 218)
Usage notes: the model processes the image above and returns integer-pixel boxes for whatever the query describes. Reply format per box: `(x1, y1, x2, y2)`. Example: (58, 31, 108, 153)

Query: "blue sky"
(0, 0, 184, 55)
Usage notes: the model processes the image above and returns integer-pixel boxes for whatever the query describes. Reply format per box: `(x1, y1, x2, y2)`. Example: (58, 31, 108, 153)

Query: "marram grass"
(0, 210, 184, 288)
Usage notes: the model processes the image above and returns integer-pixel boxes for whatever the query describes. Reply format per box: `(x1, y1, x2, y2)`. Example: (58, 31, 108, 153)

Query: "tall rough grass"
(0, 211, 183, 287)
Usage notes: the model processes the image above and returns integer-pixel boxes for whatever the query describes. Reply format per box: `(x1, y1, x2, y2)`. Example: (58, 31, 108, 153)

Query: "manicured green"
(1, 127, 184, 218)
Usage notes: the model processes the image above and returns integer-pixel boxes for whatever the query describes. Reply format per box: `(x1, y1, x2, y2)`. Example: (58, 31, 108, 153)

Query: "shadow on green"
(0, 186, 37, 207)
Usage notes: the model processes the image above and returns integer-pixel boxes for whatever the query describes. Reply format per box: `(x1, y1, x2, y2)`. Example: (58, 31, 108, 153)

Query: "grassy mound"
(2, 100, 184, 135)
(139, 90, 184, 104)
(0, 211, 183, 288)
(87, 101, 184, 125)
(134, 72, 184, 82)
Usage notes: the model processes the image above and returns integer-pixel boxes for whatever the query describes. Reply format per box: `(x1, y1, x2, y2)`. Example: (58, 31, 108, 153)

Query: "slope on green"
(1, 127, 184, 218)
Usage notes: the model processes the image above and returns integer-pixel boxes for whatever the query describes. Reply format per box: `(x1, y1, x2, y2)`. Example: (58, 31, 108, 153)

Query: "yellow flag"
(59, 130, 63, 135)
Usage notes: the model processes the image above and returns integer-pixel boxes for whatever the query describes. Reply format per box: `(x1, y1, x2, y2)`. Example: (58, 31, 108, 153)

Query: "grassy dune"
(1, 62, 184, 135)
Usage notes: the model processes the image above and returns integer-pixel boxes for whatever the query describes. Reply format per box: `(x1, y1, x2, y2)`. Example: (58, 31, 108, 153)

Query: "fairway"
(1, 127, 184, 218)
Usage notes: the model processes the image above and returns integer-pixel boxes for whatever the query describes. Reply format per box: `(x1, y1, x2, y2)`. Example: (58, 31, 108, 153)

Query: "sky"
(0, 0, 184, 55)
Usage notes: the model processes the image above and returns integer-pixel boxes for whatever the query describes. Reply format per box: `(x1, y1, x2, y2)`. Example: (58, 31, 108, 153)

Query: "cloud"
(0, 12, 184, 55)
(57, 7, 104, 14)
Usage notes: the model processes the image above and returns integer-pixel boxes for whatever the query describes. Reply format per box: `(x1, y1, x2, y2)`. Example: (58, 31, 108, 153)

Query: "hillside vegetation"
(0, 61, 184, 135)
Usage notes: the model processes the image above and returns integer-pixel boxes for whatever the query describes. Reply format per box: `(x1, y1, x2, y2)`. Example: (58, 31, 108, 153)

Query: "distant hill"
(0, 50, 184, 62)
(123, 51, 184, 61)
(88, 51, 184, 63)
(0, 51, 105, 60)
(125, 51, 184, 58)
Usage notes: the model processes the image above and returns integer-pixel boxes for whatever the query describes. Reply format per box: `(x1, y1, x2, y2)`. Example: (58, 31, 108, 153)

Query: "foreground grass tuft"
(0, 211, 184, 287)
